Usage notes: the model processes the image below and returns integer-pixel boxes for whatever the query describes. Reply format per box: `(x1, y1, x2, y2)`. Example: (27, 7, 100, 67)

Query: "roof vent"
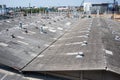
(40, 26, 44, 33)
(115, 35, 120, 41)
(12, 19, 14, 21)
(6, 29, 9, 31)
(53, 20, 56, 22)
(48, 22, 51, 24)
(40, 26, 47, 34)
(42, 24, 46, 26)
(86, 34, 89, 37)
(81, 41, 88, 46)
(76, 52, 84, 58)
(38, 46, 41, 48)
(23, 28, 28, 33)
(112, 31, 116, 34)
(88, 28, 91, 31)
(35, 27, 39, 29)
(19, 22, 22, 29)
(83, 41, 88, 44)
(4, 20, 6, 22)
(11, 34, 16, 38)
(25, 28, 28, 33)
(25, 29, 28, 33)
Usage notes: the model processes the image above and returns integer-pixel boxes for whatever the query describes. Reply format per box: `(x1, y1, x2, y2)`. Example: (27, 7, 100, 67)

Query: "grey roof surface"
(0, 14, 78, 70)
(0, 65, 29, 80)
(0, 64, 66, 80)
(23, 18, 106, 71)
(23, 18, 120, 74)
(100, 18, 120, 74)
(0, 14, 120, 76)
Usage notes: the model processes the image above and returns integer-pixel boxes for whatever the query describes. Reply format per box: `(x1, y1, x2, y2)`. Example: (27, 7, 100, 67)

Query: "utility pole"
(112, 0, 116, 19)
(0, 5, 2, 16)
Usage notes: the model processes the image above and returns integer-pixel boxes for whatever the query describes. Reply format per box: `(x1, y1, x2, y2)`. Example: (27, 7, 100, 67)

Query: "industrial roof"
(23, 17, 120, 74)
(0, 14, 77, 71)
(0, 14, 120, 75)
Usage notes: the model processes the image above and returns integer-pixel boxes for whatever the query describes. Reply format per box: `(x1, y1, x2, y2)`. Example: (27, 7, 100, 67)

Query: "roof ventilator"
(11, 34, 16, 38)
(81, 41, 88, 46)
(24, 28, 28, 33)
(19, 21, 23, 29)
(115, 35, 120, 41)
(86, 34, 89, 37)
(6, 29, 9, 31)
(40, 24, 47, 34)
(48, 22, 51, 24)
(53, 20, 56, 22)
(76, 52, 84, 58)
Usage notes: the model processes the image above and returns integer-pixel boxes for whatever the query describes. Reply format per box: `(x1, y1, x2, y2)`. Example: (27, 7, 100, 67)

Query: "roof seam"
(20, 21, 79, 71)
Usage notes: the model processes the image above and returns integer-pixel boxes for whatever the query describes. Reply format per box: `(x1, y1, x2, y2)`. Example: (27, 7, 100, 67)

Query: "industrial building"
(0, 12, 119, 80)
(0, 1, 120, 79)
(91, 3, 109, 14)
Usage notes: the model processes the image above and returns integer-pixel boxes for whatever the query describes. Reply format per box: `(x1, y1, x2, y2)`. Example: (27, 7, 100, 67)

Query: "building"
(0, 5, 7, 15)
(91, 3, 109, 14)
(0, 9, 120, 80)
(91, 2, 120, 14)
(57, 6, 69, 12)
(83, 3, 92, 13)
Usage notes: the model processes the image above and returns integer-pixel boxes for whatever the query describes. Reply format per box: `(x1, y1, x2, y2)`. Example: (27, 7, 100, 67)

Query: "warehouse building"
(0, 12, 120, 80)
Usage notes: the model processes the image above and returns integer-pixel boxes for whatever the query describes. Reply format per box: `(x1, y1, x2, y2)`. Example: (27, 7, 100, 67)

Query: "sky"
(0, 0, 119, 7)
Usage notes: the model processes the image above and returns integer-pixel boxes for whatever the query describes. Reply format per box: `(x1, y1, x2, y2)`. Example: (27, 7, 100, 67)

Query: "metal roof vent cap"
(25, 29, 28, 33)
(35, 27, 39, 29)
(6, 29, 9, 31)
(11, 34, 16, 38)
(40, 26, 47, 34)
(48, 22, 51, 24)
(76, 52, 84, 58)
(4, 20, 6, 22)
(88, 28, 91, 31)
(57, 19, 60, 21)
(40, 26, 44, 33)
(81, 41, 88, 46)
(53, 20, 56, 22)
(86, 34, 89, 37)
(19, 22, 22, 29)
(83, 41, 88, 44)
(42, 24, 46, 26)
(115, 35, 120, 41)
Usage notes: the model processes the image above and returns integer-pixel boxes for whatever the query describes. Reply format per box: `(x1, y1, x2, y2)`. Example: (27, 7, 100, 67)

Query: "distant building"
(0, 5, 7, 15)
(57, 6, 69, 12)
(91, 3, 109, 14)
(83, 3, 92, 13)
(90, 3, 119, 14)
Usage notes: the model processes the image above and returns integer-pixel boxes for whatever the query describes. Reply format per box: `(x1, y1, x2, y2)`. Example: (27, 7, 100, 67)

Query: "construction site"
(0, 0, 120, 80)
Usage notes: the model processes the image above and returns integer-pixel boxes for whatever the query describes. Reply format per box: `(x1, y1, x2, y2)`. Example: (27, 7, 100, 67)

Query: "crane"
(80, 0, 85, 7)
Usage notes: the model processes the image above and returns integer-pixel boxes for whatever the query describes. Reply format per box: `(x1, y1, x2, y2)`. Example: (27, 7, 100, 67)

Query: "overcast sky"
(0, 0, 119, 7)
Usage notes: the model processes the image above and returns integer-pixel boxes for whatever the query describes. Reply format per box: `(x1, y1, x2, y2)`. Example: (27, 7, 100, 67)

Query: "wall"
(43, 70, 120, 80)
